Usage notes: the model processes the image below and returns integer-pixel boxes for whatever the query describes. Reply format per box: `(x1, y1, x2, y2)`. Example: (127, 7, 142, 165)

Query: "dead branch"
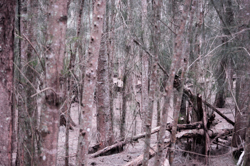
(202, 100, 235, 126)
(123, 128, 232, 166)
(176, 128, 233, 138)
(183, 88, 235, 126)
(89, 122, 203, 157)
(89, 140, 126, 158)
(123, 143, 170, 166)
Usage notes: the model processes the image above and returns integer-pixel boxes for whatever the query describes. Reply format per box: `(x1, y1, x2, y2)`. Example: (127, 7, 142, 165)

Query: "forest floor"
(57, 96, 236, 166)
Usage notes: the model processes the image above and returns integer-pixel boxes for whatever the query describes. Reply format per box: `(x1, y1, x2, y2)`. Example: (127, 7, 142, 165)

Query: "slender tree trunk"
(154, 0, 192, 165)
(245, 103, 250, 165)
(120, 74, 127, 139)
(96, 18, 114, 149)
(168, 0, 191, 161)
(0, 0, 16, 165)
(38, 1, 69, 165)
(119, 0, 134, 140)
(140, 0, 151, 165)
(16, 0, 38, 165)
(233, 62, 250, 147)
(140, 0, 149, 134)
(76, 0, 106, 165)
(65, 1, 85, 165)
(108, 0, 116, 142)
(153, 0, 162, 136)
(143, 0, 162, 165)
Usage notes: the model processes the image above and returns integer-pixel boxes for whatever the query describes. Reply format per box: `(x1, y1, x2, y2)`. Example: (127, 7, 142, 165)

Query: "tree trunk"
(0, 0, 15, 165)
(141, 0, 151, 165)
(96, 17, 114, 149)
(120, 75, 127, 138)
(64, 1, 85, 165)
(211, 0, 235, 108)
(245, 106, 250, 165)
(140, 0, 149, 134)
(38, 0, 69, 165)
(108, 0, 116, 143)
(155, 0, 191, 165)
(232, 0, 250, 149)
(16, 0, 38, 165)
(76, 0, 106, 165)
(213, 58, 226, 108)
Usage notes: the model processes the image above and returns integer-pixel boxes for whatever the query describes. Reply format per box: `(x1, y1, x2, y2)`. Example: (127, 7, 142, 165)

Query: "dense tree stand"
(2, 0, 250, 165)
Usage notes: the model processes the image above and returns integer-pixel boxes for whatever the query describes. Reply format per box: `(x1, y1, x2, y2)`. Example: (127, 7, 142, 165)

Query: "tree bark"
(96, 16, 114, 149)
(232, 0, 250, 149)
(245, 107, 250, 165)
(120, 74, 127, 138)
(16, 0, 38, 165)
(0, 0, 16, 165)
(140, 0, 151, 165)
(38, 0, 69, 165)
(154, 0, 192, 165)
(140, 0, 149, 133)
(76, 0, 106, 165)
(211, 0, 235, 108)
(108, 0, 116, 143)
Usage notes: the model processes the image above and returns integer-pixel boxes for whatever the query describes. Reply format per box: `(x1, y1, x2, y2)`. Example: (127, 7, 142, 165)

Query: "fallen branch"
(88, 143, 101, 154)
(123, 128, 232, 166)
(89, 128, 160, 158)
(183, 88, 235, 126)
(176, 128, 233, 138)
(89, 122, 203, 157)
(123, 143, 170, 166)
(202, 100, 235, 126)
(89, 140, 126, 158)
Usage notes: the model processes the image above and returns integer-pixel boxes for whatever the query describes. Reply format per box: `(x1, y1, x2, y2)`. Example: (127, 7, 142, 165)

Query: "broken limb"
(123, 143, 170, 166)
(183, 88, 235, 126)
(202, 100, 235, 126)
(89, 121, 203, 158)
(123, 128, 232, 166)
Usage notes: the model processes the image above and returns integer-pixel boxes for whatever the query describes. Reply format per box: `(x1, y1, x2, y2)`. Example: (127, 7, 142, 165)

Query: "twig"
(14, 62, 37, 91)
(133, 39, 154, 58)
(31, 87, 60, 97)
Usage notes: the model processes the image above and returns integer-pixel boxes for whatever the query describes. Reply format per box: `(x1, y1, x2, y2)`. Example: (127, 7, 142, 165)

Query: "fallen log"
(89, 140, 127, 158)
(123, 128, 232, 166)
(123, 143, 170, 166)
(89, 129, 161, 158)
(89, 122, 203, 157)
(176, 128, 233, 138)
(88, 143, 101, 154)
